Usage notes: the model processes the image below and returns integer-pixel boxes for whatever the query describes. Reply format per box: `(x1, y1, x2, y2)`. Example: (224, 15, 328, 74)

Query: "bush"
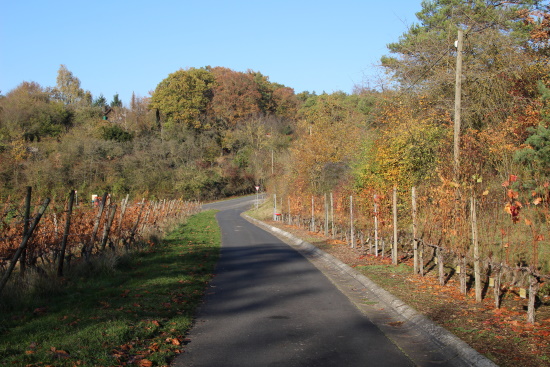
(100, 124, 133, 142)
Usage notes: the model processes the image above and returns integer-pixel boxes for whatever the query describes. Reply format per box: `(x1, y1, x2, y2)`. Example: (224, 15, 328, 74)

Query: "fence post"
(57, 190, 75, 277)
(288, 197, 291, 225)
(20, 186, 32, 277)
(412, 187, 418, 274)
(100, 204, 118, 251)
(324, 193, 329, 237)
(392, 187, 398, 265)
(311, 196, 315, 232)
(128, 202, 146, 249)
(459, 256, 467, 294)
(350, 195, 354, 248)
(83, 192, 108, 261)
(471, 197, 482, 302)
(374, 195, 379, 257)
(117, 194, 130, 240)
(527, 274, 539, 324)
(330, 192, 335, 238)
(493, 264, 502, 309)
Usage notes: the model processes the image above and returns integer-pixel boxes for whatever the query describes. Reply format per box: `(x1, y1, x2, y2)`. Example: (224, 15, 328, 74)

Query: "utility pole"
(454, 29, 463, 179)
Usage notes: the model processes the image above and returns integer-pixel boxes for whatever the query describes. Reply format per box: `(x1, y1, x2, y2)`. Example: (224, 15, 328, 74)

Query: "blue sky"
(0, 0, 422, 105)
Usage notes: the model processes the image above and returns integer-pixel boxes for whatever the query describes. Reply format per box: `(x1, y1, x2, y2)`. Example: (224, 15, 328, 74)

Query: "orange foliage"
(0, 198, 201, 269)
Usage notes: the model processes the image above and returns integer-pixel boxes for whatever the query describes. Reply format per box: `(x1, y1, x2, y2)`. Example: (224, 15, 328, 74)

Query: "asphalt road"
(172, 196, 414, 367)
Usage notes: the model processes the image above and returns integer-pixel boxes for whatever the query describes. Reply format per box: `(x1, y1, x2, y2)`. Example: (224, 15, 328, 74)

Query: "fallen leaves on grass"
(50, 347, 70, 359)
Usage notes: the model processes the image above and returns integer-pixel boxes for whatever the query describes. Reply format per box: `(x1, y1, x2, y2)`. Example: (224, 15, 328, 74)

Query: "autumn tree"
(127, 92, 157, 136)
(210, 67, 262, 127)
(150, 67, 216, 131)
(0, 64, 298, 200)
(289, 92, 365, 195)
(0, 82, 71, 142)
(377, 0, 550, 184)
(382, 0, 547, 129)
(54, 64, 91, 107)
(354, 92, 451, 190)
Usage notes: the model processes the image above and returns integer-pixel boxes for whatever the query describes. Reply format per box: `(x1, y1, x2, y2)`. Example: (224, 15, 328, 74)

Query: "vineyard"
(0, 188, 201, 298)
(271, 177, 549, 325)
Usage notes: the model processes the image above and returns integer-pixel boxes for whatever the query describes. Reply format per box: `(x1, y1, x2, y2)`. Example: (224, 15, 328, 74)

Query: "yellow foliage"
(9, 138, 28, 162)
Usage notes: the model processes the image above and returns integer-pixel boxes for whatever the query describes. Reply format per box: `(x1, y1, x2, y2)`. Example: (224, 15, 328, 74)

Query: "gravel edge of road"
(243, 214, 499, 367)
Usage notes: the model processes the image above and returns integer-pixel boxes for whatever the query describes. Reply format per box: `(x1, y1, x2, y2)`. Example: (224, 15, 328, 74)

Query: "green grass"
(0, 210, 220, 366)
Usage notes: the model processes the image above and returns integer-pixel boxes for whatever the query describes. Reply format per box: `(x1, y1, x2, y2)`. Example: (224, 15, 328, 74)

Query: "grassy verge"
(0, 210, 220, 367)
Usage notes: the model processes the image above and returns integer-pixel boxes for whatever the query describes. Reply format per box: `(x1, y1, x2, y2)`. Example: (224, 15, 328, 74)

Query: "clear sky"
(0, 0, 422, 105)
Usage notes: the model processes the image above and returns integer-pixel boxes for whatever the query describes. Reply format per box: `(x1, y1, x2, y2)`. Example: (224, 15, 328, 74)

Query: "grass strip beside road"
(0, 210, 220, 367)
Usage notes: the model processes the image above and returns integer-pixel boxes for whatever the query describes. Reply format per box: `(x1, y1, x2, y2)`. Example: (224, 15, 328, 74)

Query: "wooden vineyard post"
(311, 196, 315, 232)
(527, 219, 541, 323)
(350, 195, 354, 248)
(324, 193, 329, 237)
(374, 196, 379, 257)
(471, 197, 482, 302)
(330, 192, 335, 239)
(0, 198, 50, 297)
(419, 249, 424, 277)
(392, 187, 398, 265)
(57, 190, 75, 277)
(20, 186, 32, 277)
(128, 202, 146, 249)
(288, 197, 291, 225)
(412, 187, 418, 274)
(493, 264, 502, 309)
(100, 204, 118, 251)
(527, 274, 540, 324)
(83, 192, 108, 261)
(459, 256, 467, 295)
(437, 247, 445, 285)
(117, 195, 130, 242)
(139, 204, 152, 235)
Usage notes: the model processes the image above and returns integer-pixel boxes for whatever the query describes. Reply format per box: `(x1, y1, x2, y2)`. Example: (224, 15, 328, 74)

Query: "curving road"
(172, 196, 415, 367)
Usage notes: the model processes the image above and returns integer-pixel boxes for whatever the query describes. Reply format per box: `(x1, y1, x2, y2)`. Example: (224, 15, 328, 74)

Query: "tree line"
(0, 66, 304, 201)
(1, 0, 549, 212)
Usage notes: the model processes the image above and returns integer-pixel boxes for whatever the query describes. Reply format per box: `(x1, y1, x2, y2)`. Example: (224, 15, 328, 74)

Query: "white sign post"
(255, 185, 260, 209)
